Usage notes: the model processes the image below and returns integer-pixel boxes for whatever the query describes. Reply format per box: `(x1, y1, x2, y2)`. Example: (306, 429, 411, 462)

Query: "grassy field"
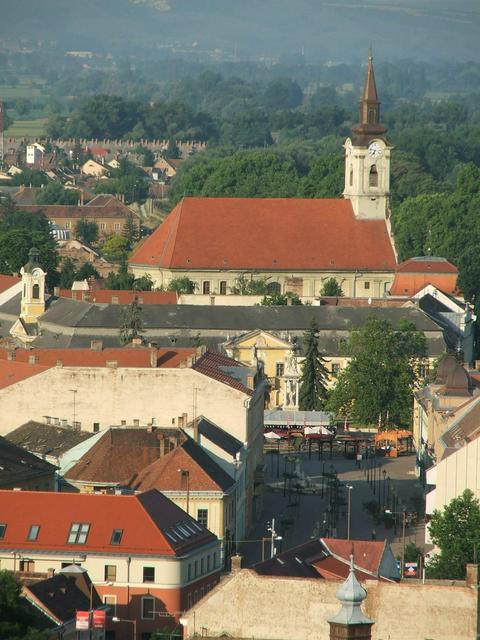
(0, 83, 44, 99)
(4, 118, 48, 137)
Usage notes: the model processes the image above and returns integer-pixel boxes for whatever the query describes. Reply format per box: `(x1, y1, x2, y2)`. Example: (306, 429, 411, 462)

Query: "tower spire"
(352, 53, 386, 138)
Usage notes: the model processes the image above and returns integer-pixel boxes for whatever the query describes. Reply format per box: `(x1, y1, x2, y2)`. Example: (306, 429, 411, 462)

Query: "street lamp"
(266, 518, 283, 558)
(178, 468, 190, 515)
(385, 508, 407, 578)
(382, 470, 387, 506)
(112, 616, 137, 640)
(346, 485, 353, 540)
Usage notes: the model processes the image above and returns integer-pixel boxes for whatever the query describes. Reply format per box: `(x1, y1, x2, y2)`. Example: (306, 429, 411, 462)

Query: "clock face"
(32, 269, 41, 277)
(368, 142, 383, 159)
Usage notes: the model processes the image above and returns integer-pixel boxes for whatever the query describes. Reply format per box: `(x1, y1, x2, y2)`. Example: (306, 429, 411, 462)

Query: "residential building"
(80, 158, 110, 177)
(181, 554, 479, 640)
(0, 435, 57, 490)
(18, 195, 140, 238)
(26, 142, 46, 166)
(129, 57, 398, 296)
(128, 434, 240, 558)
(0, 489, 222, 639)
(389, 257, 459, 297)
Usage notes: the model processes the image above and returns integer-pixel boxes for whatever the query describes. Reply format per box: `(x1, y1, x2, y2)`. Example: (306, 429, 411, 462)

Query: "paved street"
(240, 448, 426, 566)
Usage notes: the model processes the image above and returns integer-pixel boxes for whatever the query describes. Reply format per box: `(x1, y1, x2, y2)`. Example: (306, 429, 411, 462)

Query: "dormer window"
(110, 529, 123, 545)
(67, 523, 90, 544)
(27, 525, 40, 541)
(0, 524, 6, 539)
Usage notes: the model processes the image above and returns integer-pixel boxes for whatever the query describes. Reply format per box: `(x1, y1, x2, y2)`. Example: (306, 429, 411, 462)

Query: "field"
(0, 83, 44, 99)
(4, 118, 48, 137)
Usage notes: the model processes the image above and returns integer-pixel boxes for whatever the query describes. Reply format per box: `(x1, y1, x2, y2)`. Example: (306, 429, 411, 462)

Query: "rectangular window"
(194, 560, 198, 577)
(143, 566, 155, 583)
(219, 281, 227, 295)
(213, 552, 217, 568)
(202, 281, 210, 295)
(20, 559, 35, 572)
(104, 565, 117, 582)
(65, 222, 70, 229)
(100, 223, 106, 230)
(207, 555, 211, 572)
(275, 363, 285, 377)
(27, 525, 40, 541)
(142, 596, 155, 620)
(201, 558, 205, 574)
(364, 281, 370, 290)
(187, 593, 193, 609)
(93, 422, 100, 433)
(197, 509, 208, 528)
(104, 595, 117, 616)
(331, 363, 340, 377)
(110, 529, 123, 545)
(67, 523, 90, 544)
(114, 223, 120, 231)
(188, 563, 192, 581)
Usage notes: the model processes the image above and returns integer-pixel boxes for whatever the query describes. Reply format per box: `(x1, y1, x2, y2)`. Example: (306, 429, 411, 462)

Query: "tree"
(263, 78, 303, 110)
(262, 292, 302, 306)
(167, 276, 196, 294)
(123, 214, 140, 249)
(230, 274, 269, 295)
(36, 182, 80, 206)
(101, 234, 130, 262)
(75, 262, 99, 281)
(298, 319, 329, 410)
(135, 145, 155, 167)
(75, 219, 99, 246)
(0, 199, 59, 288)
(327, 317, 427, 426)
(166, 139, 181, 159)
(59, 257, 77, 289)
(120, 297, 145, 344)
(320, 278, 343, 297)
(0, 570, 48, 639)
(427, 489, 480, 579)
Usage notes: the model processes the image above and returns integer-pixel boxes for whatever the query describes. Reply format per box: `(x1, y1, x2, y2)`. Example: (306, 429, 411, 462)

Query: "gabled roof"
(0, 435, 57, 486)
(128, 436, 235, 493)
(64, 427, 184, 485)
(0, 274, 20, 294)
(19, 200, 136, 220)
(24, 568, 102, 625)
(0, 488, 216, 555)
(0, 359, 49, 390)
(395, 257, 458, 274)
(196, 417, 243, 456)
(390, 257, 458, 297)
(192, 350, 255, 396)
(253, 538, 395, 582)
(6, 421, 94, 458)
(128, 197, 397, 271)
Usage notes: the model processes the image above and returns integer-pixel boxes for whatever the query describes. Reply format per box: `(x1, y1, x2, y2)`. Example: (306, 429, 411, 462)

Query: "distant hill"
(1, 0, 479, 62)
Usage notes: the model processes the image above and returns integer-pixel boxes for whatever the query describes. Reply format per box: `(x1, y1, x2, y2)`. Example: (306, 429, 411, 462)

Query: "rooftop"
(0, 488, 216, 555)
(0, 436, 57, 487)
(128, 197, 397, 271)
(6, 421, 94, 459)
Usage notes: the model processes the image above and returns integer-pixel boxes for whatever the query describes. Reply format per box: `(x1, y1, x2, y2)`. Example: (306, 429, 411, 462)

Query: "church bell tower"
(20, 247, 46, 323)
(344, 55, 393, 219)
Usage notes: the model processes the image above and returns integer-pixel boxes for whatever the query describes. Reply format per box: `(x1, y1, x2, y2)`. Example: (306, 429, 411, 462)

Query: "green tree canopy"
(299, 319, 329, 410)
(167, 276, 196, 294)
(101, 234, 130, 262)
(230, 274, 269, 295)
(75, 219, 99, 246)
(0, 570, 48, 639)
(36, 182, 80, 206)
(320, 278, 344, 297)
(427, 489, 480, 579)
(327, 317, 427, 427)
(120, 297, 145, 344)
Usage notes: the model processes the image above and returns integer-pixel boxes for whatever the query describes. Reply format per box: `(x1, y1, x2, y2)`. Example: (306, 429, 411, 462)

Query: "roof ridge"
(158, 200, 184, 268)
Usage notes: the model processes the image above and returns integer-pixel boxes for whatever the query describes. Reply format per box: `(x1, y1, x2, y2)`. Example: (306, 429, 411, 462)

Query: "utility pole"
(267, 518, 282, 558)
(69, 389, 77, 429)
(346, 485, 353, 540)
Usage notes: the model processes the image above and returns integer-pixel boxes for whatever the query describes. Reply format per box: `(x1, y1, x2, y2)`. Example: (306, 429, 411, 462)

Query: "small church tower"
(344, 55, 393, 220)
(328, 555, 374, 640)
(20, 247, 46, 323)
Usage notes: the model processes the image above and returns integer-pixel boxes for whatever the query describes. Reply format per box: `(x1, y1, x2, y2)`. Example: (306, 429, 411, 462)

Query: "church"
(129, 56, 397, 299)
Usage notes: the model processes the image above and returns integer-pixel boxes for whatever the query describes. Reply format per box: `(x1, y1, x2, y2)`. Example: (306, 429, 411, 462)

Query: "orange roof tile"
(395, 257, 458, 274)
(0, 274, 20, 293)
(321, 538, 385, 574)
(58, 288, 178, 305)
(128, 197, 397, 271)
(0, 489, 215, 555)
(0, 359, 49, 390)
(0, 347, 196, 369)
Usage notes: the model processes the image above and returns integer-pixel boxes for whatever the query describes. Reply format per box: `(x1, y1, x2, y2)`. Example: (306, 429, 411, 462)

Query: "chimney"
(56, 360, 63, 367)
(158, 434, 165, 457)
(230, 554, 243, 574)
(131, 337, 142, 347)
(47, 568, 55, 578)
(90, 339, 103, 352)
(7, 350, 15, 361)
(28, 354, 39, 365)
(192, 418, 199, 443)
(466, 564, 478, 587)
(106, 360, 118, 369)
(150, 348, 158, 368)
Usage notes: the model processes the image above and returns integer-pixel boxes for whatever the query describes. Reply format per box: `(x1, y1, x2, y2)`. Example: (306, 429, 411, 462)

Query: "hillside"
(0, 0, 479, 62)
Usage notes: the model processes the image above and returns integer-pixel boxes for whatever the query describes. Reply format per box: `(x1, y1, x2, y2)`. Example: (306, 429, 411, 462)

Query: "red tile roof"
(128, 197, 397, 271)
(0, 274, 20, 293)
(0, 347, 196, 369)
(321, 538, 385, 575)
(58, 288, 178, 305)
(128, 437, 234, 493)
(390, 257, 459, 295)
(65, 427, 184, 484)
(395, 257, 458, 274)
(19, 201, 136, 220)
(192, 351, 254, 396)
(0, 488, 215, 555)
(0, 359, 49, 390)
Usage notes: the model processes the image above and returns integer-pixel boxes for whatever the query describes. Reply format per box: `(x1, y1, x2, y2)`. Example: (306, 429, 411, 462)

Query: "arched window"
(266, 282, 281, 296)
(349, 168, 353, 186)
(369, 164, 378, 187)
(32, 283, 40, 299)
(368, 108, 376, 124)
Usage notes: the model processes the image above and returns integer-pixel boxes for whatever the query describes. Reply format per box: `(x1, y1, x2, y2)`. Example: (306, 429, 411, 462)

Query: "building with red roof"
(0, 489, 221, 638)
(129, 57, 398, 299)
(389, 257, 459, 297)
